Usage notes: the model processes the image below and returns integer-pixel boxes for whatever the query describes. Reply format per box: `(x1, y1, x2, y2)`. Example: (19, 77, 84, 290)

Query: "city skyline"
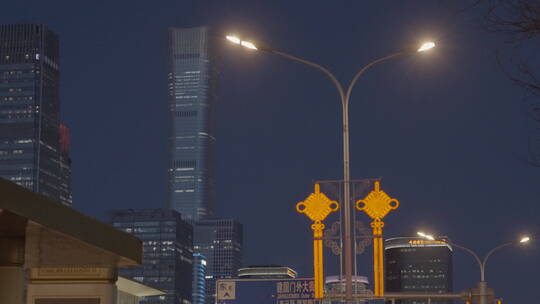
(0, 1, 537, 303)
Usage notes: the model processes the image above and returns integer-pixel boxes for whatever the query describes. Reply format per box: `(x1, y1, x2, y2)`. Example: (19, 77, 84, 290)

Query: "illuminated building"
(167, 26, 217, 222)
(167, 26, 244, 304)
(384, 237, 453, 304)
(238, 265, 298, 279)
(192, 253, 207, 304)
(110, 209, 194, 304)
(324, 275, 370, 304)
(58, 123, 72, 205)
(0, 24, 72, 206)
(194, 218, 243, 304)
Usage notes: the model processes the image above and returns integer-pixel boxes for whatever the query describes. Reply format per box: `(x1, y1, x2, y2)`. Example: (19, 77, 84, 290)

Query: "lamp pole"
(259, 49, 405, 303)
(418, 232, 530, 304)
(227, 35, 434, 303)
(449, 241, 511, 304)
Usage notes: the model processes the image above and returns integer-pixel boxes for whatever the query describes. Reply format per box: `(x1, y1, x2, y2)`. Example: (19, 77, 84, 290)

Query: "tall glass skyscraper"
(0, 24, 72, 206)
(110, 209, 194, 304)
(194, 218, 243, 304)
(167, 26, 216, 222)
(167, 26, 243, 304)
(192, 253, 207, 304)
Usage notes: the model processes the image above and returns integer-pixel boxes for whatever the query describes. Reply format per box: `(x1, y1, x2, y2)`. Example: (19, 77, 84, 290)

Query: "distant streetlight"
(227, 33, 434, 302)
(417, 231, 530, 304)
(226, 35, 257, 50)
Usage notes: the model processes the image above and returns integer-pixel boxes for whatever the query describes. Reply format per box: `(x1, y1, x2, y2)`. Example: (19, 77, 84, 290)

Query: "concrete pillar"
(0, 237, 26, 304)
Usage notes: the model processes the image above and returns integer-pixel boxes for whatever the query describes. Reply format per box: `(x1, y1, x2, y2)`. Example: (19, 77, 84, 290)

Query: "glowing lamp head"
(226, 35, 258, 50)
(226, 35, 241, 44)
(240, 41, 257, 50)
(417, 231, 435, 240)
(417, 41, 435, 52)
(520, 236, 531, 244)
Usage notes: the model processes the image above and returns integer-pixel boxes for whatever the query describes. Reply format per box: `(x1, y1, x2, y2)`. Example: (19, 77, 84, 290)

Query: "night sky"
(2, 1, 538, 302)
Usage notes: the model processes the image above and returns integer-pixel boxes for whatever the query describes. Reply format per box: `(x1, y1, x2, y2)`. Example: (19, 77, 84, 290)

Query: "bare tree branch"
(471, 0, 540, 165)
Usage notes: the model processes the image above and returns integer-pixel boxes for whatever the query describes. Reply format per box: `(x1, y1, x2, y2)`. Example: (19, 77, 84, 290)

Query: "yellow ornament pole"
(296, 184, 339, 299)
(311, 221, 325, 298)
(356, 181, 399, 297)
(371, 219, 384, 296)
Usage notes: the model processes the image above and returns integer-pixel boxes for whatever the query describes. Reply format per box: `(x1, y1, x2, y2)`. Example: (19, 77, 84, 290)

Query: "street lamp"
(418, 42, 436, 52)
(227, 33, 434, 302)
(417, 231, 530, 304)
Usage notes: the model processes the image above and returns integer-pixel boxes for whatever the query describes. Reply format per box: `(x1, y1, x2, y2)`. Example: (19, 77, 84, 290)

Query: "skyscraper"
(58, 123, 72, 204)
(192, 253, 207, 304)
(110, 209, 194, 304)
(166, 26, 244, 304)
(194, 218, 243, 304)
(167, 26, 216, 222)
(385, 237, 453, 304)
(0, 24, 72, 206)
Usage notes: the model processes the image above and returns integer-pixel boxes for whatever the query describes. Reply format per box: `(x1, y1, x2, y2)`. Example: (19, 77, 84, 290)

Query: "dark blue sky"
(2, 0, 538, 302)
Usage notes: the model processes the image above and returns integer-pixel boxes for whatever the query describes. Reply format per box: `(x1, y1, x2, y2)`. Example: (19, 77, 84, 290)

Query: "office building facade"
(167, 26, 217, 222)
(110, 209, 194, 304)
(192, 253, 207, 304)
(0, 24, 72, 206)
(385, 237, 453, 304)
(194, 218, 243, 303)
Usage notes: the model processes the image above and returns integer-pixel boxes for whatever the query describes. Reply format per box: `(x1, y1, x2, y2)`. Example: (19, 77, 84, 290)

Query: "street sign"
(216, 278, 317, 304)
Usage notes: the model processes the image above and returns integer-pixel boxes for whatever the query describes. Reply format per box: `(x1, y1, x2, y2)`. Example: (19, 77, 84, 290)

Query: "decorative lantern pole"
(355, 181, 399, 297)
(296, 184, 339, 298)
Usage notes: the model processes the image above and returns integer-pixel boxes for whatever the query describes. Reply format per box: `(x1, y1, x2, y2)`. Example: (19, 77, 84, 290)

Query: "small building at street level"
(384, 237, 453, 304)
(238, 265, 297, 279)
(0, 178, 163, 304)
(323, 275, 370, 304)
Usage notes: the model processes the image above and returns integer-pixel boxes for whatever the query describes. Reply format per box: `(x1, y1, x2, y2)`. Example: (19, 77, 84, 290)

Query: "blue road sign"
(216, 278, 317, 304)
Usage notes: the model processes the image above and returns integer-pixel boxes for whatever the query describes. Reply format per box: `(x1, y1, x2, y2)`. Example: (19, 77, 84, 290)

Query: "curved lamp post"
(417, 232, 530, 304)
(226, 34, 435, 302)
